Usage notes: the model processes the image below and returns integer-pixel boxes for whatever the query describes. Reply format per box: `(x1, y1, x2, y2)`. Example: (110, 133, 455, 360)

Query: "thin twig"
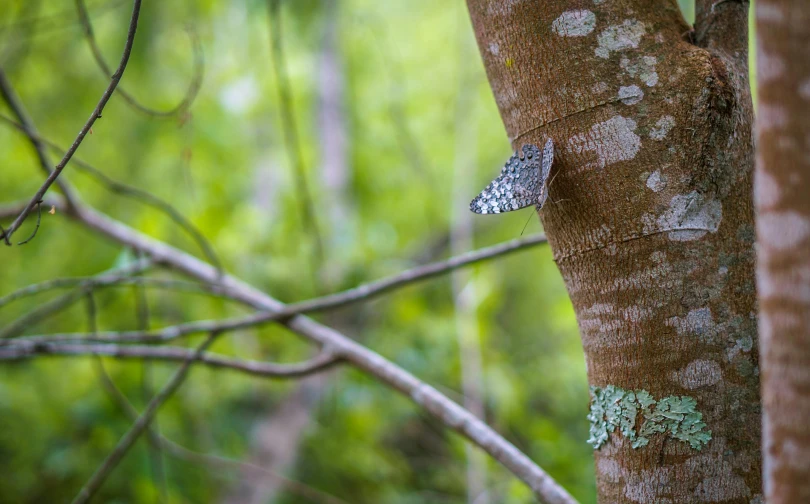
(75, 0, 204, 118)
(284, 233, 548, 314)
(0, 258, 151, 339)
(0, 0, 127, 40)
(130, 254, 168, 504)
(0, 0, 40, 67)
(0, 222, 9, 246)
(0, 275, 241, 310)
(0, 70, 78, 209)
(71, 331, 218, 504)
(93, 360, 350, 504)
(7, 234, 547, 345)
(266, 0, 324, 268)
(0, 113, 223, 271)
(15, 200, 42, 245)
(0, 342, 341, 378)
(0, 0, 142, 244)
(68, 148, 223, 272)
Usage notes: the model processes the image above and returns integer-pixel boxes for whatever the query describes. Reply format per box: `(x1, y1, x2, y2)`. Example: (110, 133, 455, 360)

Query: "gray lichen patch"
(595, 20, 646, 59)
(620, 55, 659, 86)
(618, 85, 643, 105)
(648, 191, 723, 241)
(666, 307, 718, 344)
(568, 115, 641, 169)
(649, 116, 675, 140)
(587, 385, 712, 450)
(552, 10, 597, 37)
(671, 359, 722, 390)
(646, 170, 667, 192)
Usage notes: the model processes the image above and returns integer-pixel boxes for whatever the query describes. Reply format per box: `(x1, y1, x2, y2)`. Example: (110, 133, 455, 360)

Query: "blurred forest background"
(0, 1, 748, 503)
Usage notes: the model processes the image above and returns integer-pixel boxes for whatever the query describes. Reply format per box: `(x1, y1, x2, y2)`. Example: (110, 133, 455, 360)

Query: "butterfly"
(470, 138, 554, 214)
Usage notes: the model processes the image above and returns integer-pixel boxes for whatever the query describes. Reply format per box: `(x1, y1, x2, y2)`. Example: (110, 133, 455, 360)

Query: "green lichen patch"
(587, 385, 712, 450)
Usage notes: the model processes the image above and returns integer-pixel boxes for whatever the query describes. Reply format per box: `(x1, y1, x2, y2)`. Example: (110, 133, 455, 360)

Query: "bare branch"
(0, 0, 142, 244)
(0, 114, 222, 271)
(0, 70, 78, 209)
(284, 233, 548, 314)
(71, 331, 218, 504)
(0, 275, 241, 310)
(15, 199, 42, 245)
(94, 360, 350, 504)
(0, 1, 127, 42)
(0, 222, 9, 246)
(0, 198, 56, 220)
(75, 0, 204, 118)
(266, 0, 324, 268)
(0, 195, 567, 501)
(0, 258, 152, 339)
(130, 257, 169, 504)
(6, 233, 547, 345)
(0, 342, 341, 378)
(3, 195, 544, 318)
(1, 315, 263, 344)
(52, 203, 572, 502)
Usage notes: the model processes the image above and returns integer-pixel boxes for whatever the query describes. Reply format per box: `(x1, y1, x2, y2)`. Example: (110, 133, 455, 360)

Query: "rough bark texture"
(466, 1, 760, 502)
(755, 1, 810, 502)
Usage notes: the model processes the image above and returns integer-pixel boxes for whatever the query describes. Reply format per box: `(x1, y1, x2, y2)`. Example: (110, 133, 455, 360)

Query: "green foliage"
(587, 386, 712, 451)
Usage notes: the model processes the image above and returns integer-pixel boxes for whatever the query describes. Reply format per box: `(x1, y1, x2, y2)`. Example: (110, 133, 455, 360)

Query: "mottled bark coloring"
(466, 0, 760, 502)
(755, 1, 810, 503)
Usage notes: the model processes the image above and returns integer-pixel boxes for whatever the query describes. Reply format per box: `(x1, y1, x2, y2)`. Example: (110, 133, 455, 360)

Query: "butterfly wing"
(535, 138, 554, 210)
(470, 142, 551, 214)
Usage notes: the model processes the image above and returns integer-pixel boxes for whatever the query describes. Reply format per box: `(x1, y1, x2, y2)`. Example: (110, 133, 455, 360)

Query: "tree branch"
(1, 191, 566, 502)
(695, 0, 750, 60)
(285, 232, 548, 314)
(0, 70, 78, 210)
(0, 258, 152, 339)
(74, 0, 204, 118)
(266, 0, 324, 269)
(93, 359, 350, 504)
(5, 232, 547, 345)
(0, 113, 223, 271)
(129, 255, 169, 504)
(0, 0, 142, 244)
(71, 331, 218, 504)
(0, 341, 341, 379)
(0, 275, 242, 310)
(44, 200, 571, 501)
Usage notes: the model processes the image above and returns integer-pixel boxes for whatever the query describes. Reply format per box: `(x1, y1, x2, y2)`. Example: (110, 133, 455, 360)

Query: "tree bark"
(466, 1, 760, 502)
(754, 1, 810, 502)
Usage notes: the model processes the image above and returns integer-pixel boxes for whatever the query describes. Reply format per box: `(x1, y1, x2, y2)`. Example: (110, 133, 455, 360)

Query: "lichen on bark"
(588, 385, 712, 450)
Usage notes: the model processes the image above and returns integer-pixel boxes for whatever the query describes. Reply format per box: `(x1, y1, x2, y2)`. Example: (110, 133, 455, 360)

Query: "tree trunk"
(755, 1, 810, 502)
(466, 1, 760, 502)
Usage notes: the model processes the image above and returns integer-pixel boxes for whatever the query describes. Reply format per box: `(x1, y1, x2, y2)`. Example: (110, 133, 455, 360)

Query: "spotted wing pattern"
(469, 139, 554, 215)
(536, 138, 554, 209)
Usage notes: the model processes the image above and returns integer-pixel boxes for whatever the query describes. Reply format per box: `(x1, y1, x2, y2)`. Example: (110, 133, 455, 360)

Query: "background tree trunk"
(466, 1, 761, 502)
(755, 1, 810, 502)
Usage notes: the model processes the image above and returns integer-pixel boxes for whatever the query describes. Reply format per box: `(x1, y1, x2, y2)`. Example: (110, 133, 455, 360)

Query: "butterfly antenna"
(520, 211, 534, 236)
(548, 169, 561, 188)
